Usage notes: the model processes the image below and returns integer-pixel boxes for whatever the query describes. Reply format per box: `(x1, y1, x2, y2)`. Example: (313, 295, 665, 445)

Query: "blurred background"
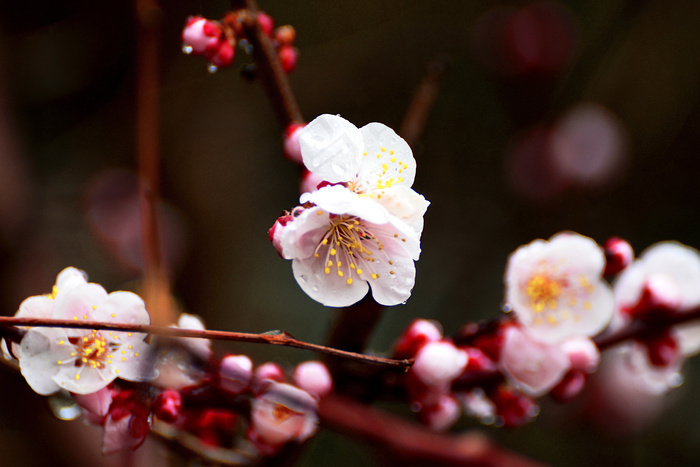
(0, 0, 699, 465)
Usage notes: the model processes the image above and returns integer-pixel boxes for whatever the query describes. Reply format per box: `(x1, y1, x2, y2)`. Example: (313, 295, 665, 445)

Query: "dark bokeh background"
(1, 0, 699, 465)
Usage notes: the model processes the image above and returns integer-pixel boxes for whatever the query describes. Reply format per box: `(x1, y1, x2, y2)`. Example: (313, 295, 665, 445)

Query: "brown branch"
(236, 1, 303, 128)
(319, 394, 550, 467)
(399, 55, 449, 148)
(0, 317, 412, 370)
(594, 306, 700, 350)
(135, 0, 175, 326)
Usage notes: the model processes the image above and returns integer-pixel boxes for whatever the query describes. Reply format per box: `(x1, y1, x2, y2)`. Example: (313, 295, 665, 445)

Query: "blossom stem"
(0, 317, 413, 370)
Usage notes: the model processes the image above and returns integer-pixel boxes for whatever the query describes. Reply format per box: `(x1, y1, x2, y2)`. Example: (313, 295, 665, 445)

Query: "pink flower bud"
(274, 25, 296, 46)
(152, 390, 183, 423)
(419, 395, 461, 431)
(411, 340, 468, 390)
(491, 385, 538, 428)
(253, 362, 287, 394)
(393, 319, 443, 359)
(299, 169, 325, 194)
(604, 237, 634, 276)
(72, 386, 113, 417)
(561, 336, 600, 373)
(283, 122, 306, 164)
(549, 369, 587, 402)
(293, 361, 333, 398)
(182, 16, 222, 56)
(209, 40, 236, 68)
(220, 354, 253, 394)
(257, 11, 275, 36)
(278, 45, 299, 73)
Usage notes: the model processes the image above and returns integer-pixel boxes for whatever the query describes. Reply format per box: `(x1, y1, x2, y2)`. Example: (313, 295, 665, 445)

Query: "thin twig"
(0, 317, 413, 370)
(236, 1, 303, 127)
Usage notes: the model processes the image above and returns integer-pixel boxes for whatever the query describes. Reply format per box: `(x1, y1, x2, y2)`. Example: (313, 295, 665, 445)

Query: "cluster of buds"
(392, 234, 700, 432)
(181, 10, 299, 73)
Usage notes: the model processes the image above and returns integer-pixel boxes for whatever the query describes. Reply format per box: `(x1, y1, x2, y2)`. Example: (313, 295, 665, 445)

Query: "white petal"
(15, 295, 54, 319)
(374, 186, 429, 235)
(111, 339, 156, 382)
(278, 206, 332, 260)
(499, 326, 570, 397)
(302, 185, 392, 225)
(98, 291, 151, 325)
(292, 256, 369, 307)
(363, 233, 417, 306)
(358, 122, 416, 189)
(55, 267, 88, 291)
(52, 283, 109, 320)
(299, 114, 364, 183)
(19, 328, 72, 395)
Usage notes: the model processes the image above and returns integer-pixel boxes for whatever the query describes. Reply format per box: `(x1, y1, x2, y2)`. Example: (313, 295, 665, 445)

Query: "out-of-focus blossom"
(471, 2, 579, 77)
(293, 361, 333, 398)
(419, 394, 461, 432)
(16, 268, 154, 395)
(152, 389, 183, 423)
(504, 232, 614, 343)
(101, 389, 151, 454)
(272, 185, 421, 307)
(220, 354, 253, 395)
(393, 318, 443, 359)
(551, 103, 628, 187)
(604, 237, 634, 276)
(171, 313, 212, 361)
(73, 386, 113, 418)
(499, 325, 570, 397)
(411, 340, 468, 392)
(588, 342, 682, 434)
(249, 381, 318, 452)
(299, 114, 429, 234)
(459, 388, 497, 424)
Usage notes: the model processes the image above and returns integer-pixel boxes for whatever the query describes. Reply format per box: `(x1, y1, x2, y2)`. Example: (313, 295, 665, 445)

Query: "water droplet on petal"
(312, 285, 319, 292)
(299, 275, 308, 284)
(207, 64, 218, 74)
(182, 45, 193, 54)
(48, 391, 82, 420)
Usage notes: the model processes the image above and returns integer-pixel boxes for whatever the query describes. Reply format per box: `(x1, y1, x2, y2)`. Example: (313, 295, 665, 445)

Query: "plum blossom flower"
(613, 241, 700, 358)
(249, 381, 318, 452)
(504, 232, 614, 343)
(272, 185, 422, 307)
(272, 115, 429, 307)
(299, 114, 429, 234)
(16, 268, 154, 395)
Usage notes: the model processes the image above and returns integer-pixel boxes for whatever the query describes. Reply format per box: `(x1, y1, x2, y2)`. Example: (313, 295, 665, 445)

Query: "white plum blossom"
(293, 361, 333, 398)
(16, 268, 154, 395)
(299, 114, 429, 234)
(504, 232, 614, 343)
(613, 241, 700, 356)
(272, 115, 429, 307)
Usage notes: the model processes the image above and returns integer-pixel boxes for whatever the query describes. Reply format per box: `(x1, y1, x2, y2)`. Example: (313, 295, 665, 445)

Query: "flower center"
(313, 215, 400, 285)
(526, 274, 562, 312)
(272, 403, 301, 423)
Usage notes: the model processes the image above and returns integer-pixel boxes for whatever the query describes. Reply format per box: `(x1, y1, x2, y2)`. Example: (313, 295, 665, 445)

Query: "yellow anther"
(398, 177, 404, 183)
(363, 151, 367, 156)
(382, 163, 388, 171)
(57, 360, 62, 365)
(134, 353, 139, 357)
(76, 374, 80, 381)
(330, 248, 337, 256)
(324, 267, 331, 274)
(337, 261, 342, 267)
(92, 305, 97, 310)
(322, 238, 328, 245)
(390, 157, 397, 163)
(73, 317, 78, 321)
(371, 274, 378, 279)
(327, 260, 333, 267)
(377, 154, 381, 158)
(58, 340, 64, 345)
(346, 278, 353, 285)
(356, 268, 363, 275)
(316, 210, 323, 215)
(338, 270, 344, 277)
(390, 150, 395, 155)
